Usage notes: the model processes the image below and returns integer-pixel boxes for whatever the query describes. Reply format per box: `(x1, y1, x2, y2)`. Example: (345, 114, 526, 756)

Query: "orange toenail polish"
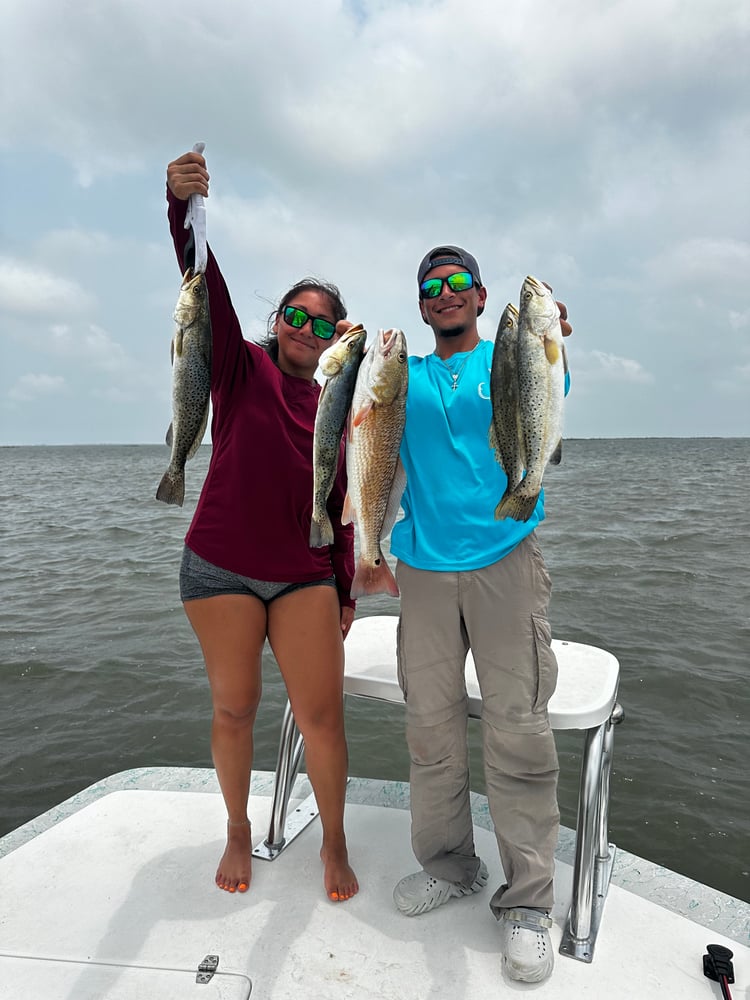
(239, 882, 248, 891)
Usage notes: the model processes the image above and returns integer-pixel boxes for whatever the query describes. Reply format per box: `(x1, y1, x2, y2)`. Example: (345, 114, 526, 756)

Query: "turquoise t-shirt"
(390, 340, 565, 572)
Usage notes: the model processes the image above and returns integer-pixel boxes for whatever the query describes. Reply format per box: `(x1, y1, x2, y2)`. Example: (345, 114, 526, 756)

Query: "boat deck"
(0, 768, 747, 999)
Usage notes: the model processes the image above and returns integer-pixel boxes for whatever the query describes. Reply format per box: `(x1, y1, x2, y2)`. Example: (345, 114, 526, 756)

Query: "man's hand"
(557, 300, 572, 337)
(542, 282, 572, 337)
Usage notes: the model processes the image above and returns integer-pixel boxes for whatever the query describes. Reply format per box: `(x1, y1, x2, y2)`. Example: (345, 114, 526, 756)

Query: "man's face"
(418, 264, 487, 337)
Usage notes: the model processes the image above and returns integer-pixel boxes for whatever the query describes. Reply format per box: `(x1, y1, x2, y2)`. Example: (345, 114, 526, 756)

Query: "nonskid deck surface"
(0, 786, 746, 999)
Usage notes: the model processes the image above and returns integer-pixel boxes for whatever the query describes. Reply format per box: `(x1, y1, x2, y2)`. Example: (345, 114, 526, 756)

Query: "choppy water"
(1, 440, 748, 902)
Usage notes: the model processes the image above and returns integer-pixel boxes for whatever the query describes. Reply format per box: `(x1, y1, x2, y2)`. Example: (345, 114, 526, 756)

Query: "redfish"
(343, 329, 408, 598)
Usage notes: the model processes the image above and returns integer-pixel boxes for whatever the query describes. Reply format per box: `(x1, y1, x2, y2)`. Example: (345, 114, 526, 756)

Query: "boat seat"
(342, 614, 623, 964)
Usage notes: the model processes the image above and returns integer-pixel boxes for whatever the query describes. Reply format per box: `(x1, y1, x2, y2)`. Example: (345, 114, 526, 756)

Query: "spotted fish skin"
(495, 276, 564, 522)
(309, 324, 367, 547)
(488, 302, 523, 500)
(156, 268, 212, 506)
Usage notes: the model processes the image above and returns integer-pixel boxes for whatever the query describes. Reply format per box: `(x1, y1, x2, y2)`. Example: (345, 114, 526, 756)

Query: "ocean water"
(1, 439, 748, 902)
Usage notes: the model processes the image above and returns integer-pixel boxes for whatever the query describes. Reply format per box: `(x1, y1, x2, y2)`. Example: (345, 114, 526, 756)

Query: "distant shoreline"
(2, 436, 748, 449)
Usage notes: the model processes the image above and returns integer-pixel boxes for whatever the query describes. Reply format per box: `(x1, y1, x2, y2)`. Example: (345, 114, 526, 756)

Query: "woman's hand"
(340, 605, 355, 640)
(334, 320, 357, 339)
(167, 151, 210, 201)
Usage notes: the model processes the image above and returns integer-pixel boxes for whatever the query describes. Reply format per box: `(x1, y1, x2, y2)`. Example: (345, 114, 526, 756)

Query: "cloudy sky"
(1, 0, 748, 445)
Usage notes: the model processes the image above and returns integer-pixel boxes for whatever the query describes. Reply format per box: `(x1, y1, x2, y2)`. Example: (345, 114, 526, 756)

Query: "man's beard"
(436, 322, 467, 339)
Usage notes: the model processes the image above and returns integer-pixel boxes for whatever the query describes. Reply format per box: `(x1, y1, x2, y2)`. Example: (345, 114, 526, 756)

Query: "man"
(389, 246, 571, 984)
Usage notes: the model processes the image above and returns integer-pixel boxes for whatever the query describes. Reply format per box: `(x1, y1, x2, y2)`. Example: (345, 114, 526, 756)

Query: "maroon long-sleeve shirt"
(167, 189, 355, 609)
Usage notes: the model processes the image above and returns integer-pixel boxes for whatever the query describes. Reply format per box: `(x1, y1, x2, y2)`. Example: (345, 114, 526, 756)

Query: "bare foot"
(320, 840, 359, 902)
(216, 819, 252, 893)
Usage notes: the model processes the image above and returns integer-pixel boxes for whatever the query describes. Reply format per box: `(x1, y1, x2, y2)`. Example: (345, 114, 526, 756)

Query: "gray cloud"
(1, 0, 748, 442)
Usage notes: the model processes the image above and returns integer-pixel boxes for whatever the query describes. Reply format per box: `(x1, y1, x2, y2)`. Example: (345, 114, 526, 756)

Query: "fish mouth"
(342, 323, 365, 339)
(379, 328, 400, 356)
(523, 276, 547, 296)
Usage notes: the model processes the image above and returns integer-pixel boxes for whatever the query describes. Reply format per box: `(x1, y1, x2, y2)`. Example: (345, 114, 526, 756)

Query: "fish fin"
(165, 422, 173, 448)
(488, 421, 498, 452)
(341, 493, 356, 526)
(186, 405, 210, 461)
(494, 484, 539, 523)
(381, 459, 407, 539)
(562, 343, 569, 375)
(202, 331, 213, 367)
(543, 335, 560, 365)
(174, 330, 184, 358)
(549, 438, 563, 466)
(170, 338, 175, 366)
(309, 514, 334, 548)
(155, 470, 185, 507)
(352, 399, 374, 427)
(350, 557, 399, 599)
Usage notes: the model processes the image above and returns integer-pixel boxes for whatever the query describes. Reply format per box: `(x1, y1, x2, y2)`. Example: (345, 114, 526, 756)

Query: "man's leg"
(462, 534, 560, 911)
(395, 563, 484, 895)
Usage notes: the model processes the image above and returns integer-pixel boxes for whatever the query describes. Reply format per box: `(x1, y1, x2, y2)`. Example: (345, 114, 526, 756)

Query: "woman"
(166, 149, 358, 902)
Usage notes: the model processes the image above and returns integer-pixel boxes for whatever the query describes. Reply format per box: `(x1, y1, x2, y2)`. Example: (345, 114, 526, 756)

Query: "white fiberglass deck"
(0, 772, 747, 1000)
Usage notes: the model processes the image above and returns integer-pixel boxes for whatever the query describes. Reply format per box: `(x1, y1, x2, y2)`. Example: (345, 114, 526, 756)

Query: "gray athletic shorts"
(179, 545, 336, 604)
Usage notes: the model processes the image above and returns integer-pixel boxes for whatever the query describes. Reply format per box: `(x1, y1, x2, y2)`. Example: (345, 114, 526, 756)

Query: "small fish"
(488, 302, 523, 501)
(309, 323, 368, 547)
(343, 329, 408, 598)
(155, 268, 212, 506)
(494, 276, 565, 522)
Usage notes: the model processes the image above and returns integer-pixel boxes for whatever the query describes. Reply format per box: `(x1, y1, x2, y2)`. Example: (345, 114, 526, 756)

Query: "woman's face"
(273, 289, 339, 380)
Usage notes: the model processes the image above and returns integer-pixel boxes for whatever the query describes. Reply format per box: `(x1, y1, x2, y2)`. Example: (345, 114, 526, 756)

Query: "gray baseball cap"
(417, 245, 483, 287)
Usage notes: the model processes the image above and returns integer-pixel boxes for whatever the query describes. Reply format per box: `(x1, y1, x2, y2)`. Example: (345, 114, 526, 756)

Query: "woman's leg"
(184, 593, 267, 892)
(267, 585, 358, 902)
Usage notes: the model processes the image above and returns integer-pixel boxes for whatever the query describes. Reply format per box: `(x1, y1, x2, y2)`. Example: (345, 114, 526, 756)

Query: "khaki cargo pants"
(395, 533, 560, 912)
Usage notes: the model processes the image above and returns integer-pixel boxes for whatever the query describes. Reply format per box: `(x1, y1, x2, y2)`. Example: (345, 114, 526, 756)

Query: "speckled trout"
(488, 302, 523, 501)
(155, 268, 212, 506)
(494, 276, 565, 522)
(343, 329, 408, 598)
(309, 324, 367, 547)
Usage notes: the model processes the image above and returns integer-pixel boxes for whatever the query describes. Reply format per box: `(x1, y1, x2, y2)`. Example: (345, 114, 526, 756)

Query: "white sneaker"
(501, 907, 554, 983)
(393, 860, 489, 916)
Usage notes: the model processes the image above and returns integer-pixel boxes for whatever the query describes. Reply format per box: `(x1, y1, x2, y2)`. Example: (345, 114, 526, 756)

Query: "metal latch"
(196, 954, 220, 984)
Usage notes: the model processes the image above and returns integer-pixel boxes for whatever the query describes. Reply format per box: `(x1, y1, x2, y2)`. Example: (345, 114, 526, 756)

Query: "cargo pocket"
(531, 613, 558, 714)
(396, 615, 407, 701)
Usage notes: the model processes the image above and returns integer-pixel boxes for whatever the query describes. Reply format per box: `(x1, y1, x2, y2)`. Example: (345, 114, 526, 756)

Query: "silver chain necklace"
(439, 342, 480, 391)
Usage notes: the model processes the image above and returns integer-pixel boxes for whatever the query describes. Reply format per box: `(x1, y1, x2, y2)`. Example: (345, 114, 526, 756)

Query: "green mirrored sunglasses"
(282, 305, 336, 340)
(419, 271, 476, 299)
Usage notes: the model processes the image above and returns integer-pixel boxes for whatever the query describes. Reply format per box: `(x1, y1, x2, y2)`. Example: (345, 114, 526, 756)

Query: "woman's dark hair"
(259, 278, 347, 363)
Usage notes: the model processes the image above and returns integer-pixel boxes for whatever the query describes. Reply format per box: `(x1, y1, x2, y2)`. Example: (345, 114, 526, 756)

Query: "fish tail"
(350, 556, 399, 599)
(494, 485, 539, 523)
(156, 470, 185, 507)
(309, 514, 334, 548)
(549, 437, 563, 466)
